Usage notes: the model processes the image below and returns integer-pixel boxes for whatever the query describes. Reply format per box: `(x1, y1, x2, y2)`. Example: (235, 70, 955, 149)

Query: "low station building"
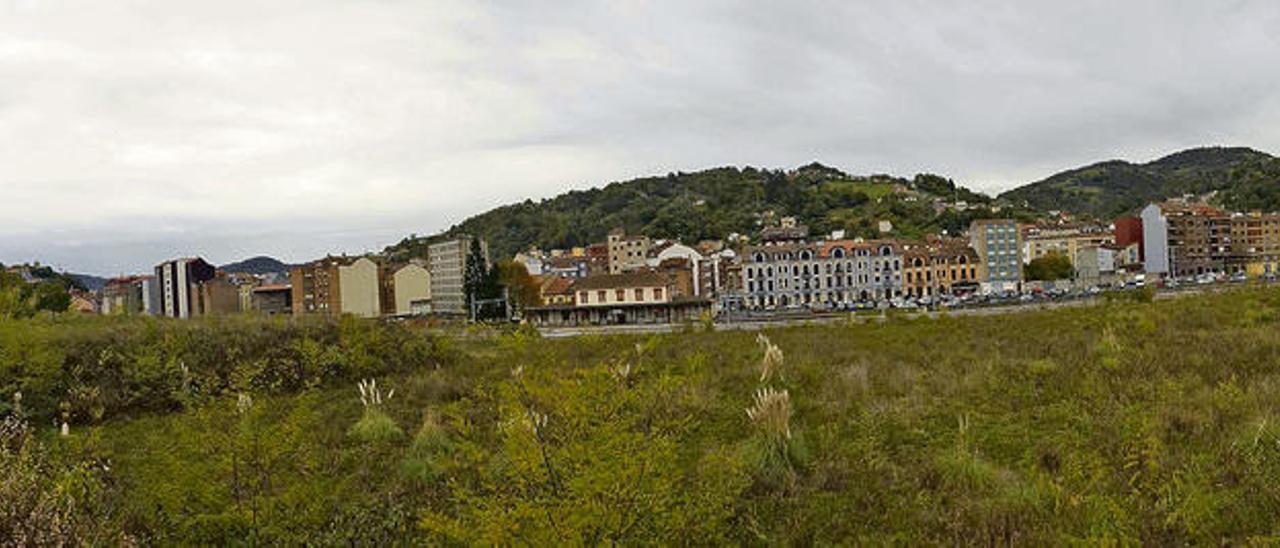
(524, 271, 711, 327)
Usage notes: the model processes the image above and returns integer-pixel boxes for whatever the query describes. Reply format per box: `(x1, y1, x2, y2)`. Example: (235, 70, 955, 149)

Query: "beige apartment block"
(607, 228, 651, 274)
(338, 257, 381, 318)
(388, 263, 431, 315)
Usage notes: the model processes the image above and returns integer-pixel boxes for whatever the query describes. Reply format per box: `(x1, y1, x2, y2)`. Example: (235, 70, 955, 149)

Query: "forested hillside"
(386, 163, 1004, 261)
(999, 147, 1280, 218)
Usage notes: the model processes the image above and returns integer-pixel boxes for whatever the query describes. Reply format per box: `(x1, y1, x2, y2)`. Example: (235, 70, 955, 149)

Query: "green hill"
(386, 163, 1005, 261)
(999, 147, 1280, 219)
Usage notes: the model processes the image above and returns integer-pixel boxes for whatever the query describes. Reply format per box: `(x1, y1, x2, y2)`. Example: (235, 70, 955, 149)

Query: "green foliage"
(0, 266, 73, 319)
(350, 409, 404, 443)
(1000, 146, 1280, 218)
(8, 287, 1280, 542)
(385, 164, 998, 260)
(1026, 252, 1075, 281)
(0, 314, 453, 424)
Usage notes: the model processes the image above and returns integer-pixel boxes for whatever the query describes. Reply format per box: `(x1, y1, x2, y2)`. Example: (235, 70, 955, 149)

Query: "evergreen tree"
(462, 237, 489, 317)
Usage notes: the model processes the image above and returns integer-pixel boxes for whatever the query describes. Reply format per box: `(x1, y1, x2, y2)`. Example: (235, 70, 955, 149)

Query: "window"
(580, 291, 589, 304)
(597, 290, 606, 302)
(616, 289, 625, 301)
(653, 288, 664, 300)
(634, 288, 643, 301)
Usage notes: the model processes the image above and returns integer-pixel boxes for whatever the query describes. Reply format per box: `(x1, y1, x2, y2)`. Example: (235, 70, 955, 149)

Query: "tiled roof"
(569, 271, 668, 291)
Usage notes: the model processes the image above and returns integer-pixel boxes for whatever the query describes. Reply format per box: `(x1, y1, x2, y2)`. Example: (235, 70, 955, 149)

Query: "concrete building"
(1141, 203, 1171, 276)
(607, 228, 651, 274)
(192, 272, 242, 317)
(101, 275, 159, 316)
(1142, 201, 1280, 278)
(969, 219, 1023, 290)
(155, 257, 217, 318)
(384, 262, 431, 316)
(1114, 216, 1144, 261)
(428, 236, 487, 315)
(291, 256, 383, 318)
(251, 285, 292, 315)
(1023, 225, 1112, 266)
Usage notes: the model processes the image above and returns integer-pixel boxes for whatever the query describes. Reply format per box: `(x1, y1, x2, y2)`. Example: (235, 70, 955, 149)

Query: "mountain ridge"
(998, 146, 1280, 218)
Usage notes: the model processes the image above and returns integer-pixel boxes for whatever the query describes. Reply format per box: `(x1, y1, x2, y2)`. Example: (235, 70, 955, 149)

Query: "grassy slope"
(38, 287, 1280, 543)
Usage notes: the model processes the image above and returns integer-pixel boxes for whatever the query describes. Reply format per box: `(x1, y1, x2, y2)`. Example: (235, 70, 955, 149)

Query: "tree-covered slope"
(386, 163, 1001, 261)
(999, 147, 1280, 219)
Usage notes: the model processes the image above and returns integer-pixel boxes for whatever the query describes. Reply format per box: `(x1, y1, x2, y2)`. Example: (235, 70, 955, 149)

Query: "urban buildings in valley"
(428, 236, 487, 315)
(155, 257, 217, 318)
(1142, 201, 1280, 278)
(741, 221, 905, 310)
(970, 219, 1023, 290)
(101, 275, 158, 316)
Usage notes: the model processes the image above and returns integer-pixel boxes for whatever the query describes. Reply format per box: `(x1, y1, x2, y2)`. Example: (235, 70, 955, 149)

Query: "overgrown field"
(6, 288, 1280, 543)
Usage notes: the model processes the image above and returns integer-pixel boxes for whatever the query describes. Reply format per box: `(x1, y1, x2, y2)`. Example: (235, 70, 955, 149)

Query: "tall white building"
(1141, 203, 1170, 275)
(154, 257, 216, 319)
(428, 236, 487, 315)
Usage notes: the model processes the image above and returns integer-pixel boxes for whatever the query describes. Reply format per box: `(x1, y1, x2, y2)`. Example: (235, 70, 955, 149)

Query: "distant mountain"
(999, 147, 1280, 219)
(220, 256, 292, 275)
(68, 273, 107, 292)
(384, 163, 1017, 261)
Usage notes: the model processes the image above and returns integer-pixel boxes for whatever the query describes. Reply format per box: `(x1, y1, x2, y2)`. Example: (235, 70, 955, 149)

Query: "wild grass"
(5, 286, 1280, 543)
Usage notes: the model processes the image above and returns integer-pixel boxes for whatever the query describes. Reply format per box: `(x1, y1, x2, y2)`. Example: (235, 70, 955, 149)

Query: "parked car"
(1230, 272, 1248, 283)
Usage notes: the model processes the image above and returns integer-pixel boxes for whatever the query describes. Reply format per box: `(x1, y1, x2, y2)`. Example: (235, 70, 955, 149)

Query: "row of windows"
(578, 287, 664, 304)
(746, 273, 897, 293)
(751, 246, 894, 263)
(904, 268, 977, 283)
(745, 260, 901, 279)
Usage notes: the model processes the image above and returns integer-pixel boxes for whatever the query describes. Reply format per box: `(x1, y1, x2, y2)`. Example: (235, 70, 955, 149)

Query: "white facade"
(742, 241, 902, 310)
(1141, 203, 1169, 275)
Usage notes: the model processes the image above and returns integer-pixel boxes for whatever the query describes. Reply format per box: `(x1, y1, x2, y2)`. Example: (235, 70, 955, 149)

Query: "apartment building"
(902, 240, 980, 298)
(428, 236, 487, 315)
(1143, 202, 1280, 278)
(383, 262, 431, 316)
(607, 228, 651, 274)
(154, 257, 217, 318)
(191, 272, 242, 316)
(290, 256, 382, 318)
(251, 285, 292, 315)
(969, 219, 1023, 290)
(741, 234, 904, 310)
(101, 275, 158, 316)
(1023, 225, 1112, 265)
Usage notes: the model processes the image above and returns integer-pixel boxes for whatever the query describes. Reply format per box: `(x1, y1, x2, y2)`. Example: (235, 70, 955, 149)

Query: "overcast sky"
(3, 1, 1279, 275)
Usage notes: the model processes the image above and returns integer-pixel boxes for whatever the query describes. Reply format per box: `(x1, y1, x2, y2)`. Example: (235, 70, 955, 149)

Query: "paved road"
(537, 284, 1231, 339)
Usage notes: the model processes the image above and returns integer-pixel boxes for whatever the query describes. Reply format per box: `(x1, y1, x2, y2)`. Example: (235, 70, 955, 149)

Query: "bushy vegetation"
(6, 287, 1280, 542)
(385, 163, 1010, 261)
(1000, 146, 1280, 218)
(0, 265, 76, 319)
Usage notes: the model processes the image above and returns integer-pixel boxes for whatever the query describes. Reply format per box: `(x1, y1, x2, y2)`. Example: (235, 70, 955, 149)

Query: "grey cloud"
(2, 0, 1279, 274)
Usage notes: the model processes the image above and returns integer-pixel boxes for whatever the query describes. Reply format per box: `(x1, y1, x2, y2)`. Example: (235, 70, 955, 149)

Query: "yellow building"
(902, 241, 980, 298)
